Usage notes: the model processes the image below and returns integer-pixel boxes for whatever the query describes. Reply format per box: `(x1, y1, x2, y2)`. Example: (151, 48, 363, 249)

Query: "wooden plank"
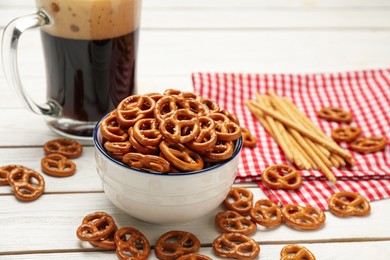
(2, 0, 390, 9)
(1, 5, 390, 29)
(0, 191, 389, 254)
(2, 29, 390, 79)
(3, 241, 390, 259)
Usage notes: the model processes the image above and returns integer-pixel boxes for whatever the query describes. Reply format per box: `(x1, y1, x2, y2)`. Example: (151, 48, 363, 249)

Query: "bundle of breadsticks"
(246, 90, 355, 184)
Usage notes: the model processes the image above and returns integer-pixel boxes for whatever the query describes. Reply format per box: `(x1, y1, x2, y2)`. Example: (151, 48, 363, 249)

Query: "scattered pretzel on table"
(43, 138, 83, 158)
(349, 136, 387, 153)
(154, 230, 201, 260)
(262, 164, 302, 190)
(114, 227, 151, 260)
(328, 191, 371, 217)
(215, 210, 257, 235)
(249, 199, 282, 228)
(89, 225, 117, 250)
(281, 204, 326, 230)
(212, 232, 260, 259)
(223, 187, 254, 215)
(331, 126, 361, 143)
(0, 164, 21, 185)
(241, 127, 257, 148)
(317, 107, 352, 123)
(280, 244, 316, 260)
(41, 153, 76, 177)
(76, 212, 116, 242)
(8, 166, 45, 201)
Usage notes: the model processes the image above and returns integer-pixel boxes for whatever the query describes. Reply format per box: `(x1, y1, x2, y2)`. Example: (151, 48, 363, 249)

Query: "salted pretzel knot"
(155, 230, 201, 260)
(133, 118, 162, 146)
(76, 212, 116, 241)
(114, 227, 151, 260)
(154, 95, 190, 123)
(241, 127, 257, 148)
(186, 116, 217, 153)
(249, 199, 282, 228)
(350, 136, 387, 153)
(212, 233, 260, 259)
(122, 152, 170, 173)
(317, 107, 352, 123)
(280, 244, 316, 260)
(100, 113, 129, 142)
(281, 204, 326, 230)
(41, 154, 76, 177)
(43, 138, 83, 158)
(331, 126, 361, 143)
(8, 166, 45, 201)
(262, 165, 302, 190)
(0, 165, 21, 185)
(209, 112, 241, 142)
(215, 210, 257, 235)
(116, 95, 155, 127)
(328, 191, 371, 217)
(223, 187, 253, 215)
(159, 109, 200, 144)
(159, 140, 204, 172)
(202, 140, 234, 163)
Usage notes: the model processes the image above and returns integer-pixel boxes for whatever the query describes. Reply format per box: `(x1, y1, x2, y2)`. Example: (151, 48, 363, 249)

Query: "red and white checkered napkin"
(192, 69, 390, 210)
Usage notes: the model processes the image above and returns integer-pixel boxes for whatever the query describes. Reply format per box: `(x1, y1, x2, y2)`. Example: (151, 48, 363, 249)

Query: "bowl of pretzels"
(93, 89, 243, 225)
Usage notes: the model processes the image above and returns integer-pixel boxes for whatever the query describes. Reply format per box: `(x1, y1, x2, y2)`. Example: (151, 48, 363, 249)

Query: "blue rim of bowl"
(93, 115, 243, 177)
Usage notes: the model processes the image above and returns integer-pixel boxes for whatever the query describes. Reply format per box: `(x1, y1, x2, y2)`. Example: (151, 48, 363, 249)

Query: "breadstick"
(267, 91, 333, 169)
(251, 102, 354, 164)
(246, 100, 294, 162)
(282, 97, 348, 167)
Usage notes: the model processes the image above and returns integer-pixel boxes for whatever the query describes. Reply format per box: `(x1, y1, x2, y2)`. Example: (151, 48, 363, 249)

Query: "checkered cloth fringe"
(192, 69, 390, 210)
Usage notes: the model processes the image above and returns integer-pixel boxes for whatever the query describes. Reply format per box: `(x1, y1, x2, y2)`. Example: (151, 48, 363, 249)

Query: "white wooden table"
(1, 0, 390, 259)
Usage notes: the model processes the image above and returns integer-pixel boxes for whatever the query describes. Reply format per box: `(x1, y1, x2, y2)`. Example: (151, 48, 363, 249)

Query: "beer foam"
(35, 0, 141, 40)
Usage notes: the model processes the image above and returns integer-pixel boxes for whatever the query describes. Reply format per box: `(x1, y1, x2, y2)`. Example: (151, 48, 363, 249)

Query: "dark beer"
(41, 29, 138, 122)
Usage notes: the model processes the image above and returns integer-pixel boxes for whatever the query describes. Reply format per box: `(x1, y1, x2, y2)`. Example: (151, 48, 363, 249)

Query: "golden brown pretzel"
(262, 164, 302, 190)
(249, 199, 282, 228)
(349, 136, 387, 153)
(116, 95, 155, 127)
(328, 191, 371, 217)
(202, 140, 234, 162)
(89, 225, 118, 250)
(114, 227, 151, 260)
(0, 165, 21, 185)
(43, 138, 83, 158)
(199, 97, 220, 114)
(76, 212, 116, 242)
(187, 99, 207, 117)
(331, 126, 361, 143)
(155, 230, 201, 260)
(177, 253, 212, 260)
(41, 154, 76, 177)
(100, 114, 129, 142)
(223, 187, 253, 215)
(280, 244, 316, 260)
(281, 204, 326, 230)
(186, 116, 217, 152)
(154, 95, 190, 123)
(215, 210, 257, 235)
(159, 140, 204, 172)
(209, 112, 241, 142)
(160, 109, 200, 144)
(128, 128, 159, 155)
(220, 109, 240, 125)
(133, 118, 162, 146)
(241, 127, 257, 148)
(122, 152, 170, 173)
(104, 141, 133, 154)
(317, 107, 352, 123)
(8, 166, 45, 201)
(212, 232, 260, 259)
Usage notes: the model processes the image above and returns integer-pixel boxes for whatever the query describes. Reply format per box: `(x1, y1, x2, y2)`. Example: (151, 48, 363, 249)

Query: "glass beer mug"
(2, 0, 142, 139)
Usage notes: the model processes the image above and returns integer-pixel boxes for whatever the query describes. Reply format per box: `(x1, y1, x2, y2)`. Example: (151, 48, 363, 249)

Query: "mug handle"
(1, 11, 60, 116)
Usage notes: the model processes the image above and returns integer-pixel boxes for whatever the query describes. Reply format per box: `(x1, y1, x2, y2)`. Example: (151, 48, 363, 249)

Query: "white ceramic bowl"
(93, 120, 243, 225)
